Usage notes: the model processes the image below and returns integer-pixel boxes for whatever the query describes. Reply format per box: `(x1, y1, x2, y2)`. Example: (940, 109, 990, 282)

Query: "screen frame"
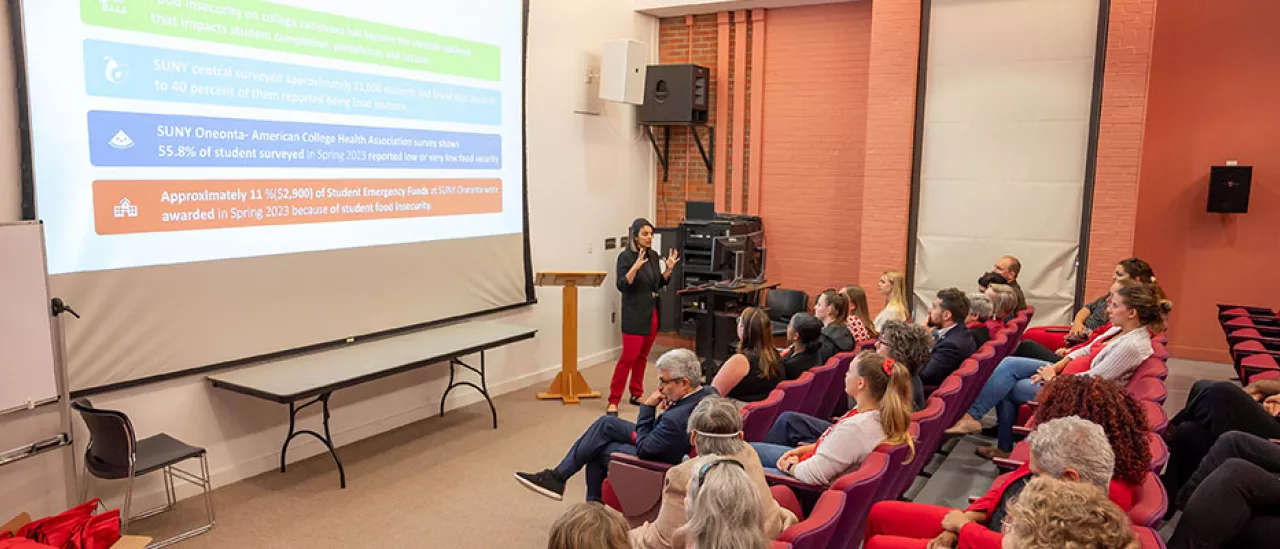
(8, 0, 537, 397)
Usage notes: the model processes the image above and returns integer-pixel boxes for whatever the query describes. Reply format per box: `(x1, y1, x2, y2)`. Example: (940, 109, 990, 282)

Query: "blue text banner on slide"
(87, 111, 503, 169)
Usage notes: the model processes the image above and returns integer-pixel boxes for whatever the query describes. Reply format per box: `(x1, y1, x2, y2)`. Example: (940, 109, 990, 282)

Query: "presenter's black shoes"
(606, 404, 619, 416)
(629, 396, 643, 406)
(514, 470, 565, 501)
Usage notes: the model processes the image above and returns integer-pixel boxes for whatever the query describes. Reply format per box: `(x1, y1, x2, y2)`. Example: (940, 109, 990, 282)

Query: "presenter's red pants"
(610, 310, 658, 405)
(864, 500, 949, 549)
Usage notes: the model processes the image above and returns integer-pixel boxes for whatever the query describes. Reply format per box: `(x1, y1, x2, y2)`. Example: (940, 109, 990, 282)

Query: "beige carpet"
(133, 357, 643, 549)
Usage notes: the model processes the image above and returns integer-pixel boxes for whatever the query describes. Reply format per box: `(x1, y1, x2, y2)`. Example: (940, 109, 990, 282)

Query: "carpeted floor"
(133, 354, 1233, 548)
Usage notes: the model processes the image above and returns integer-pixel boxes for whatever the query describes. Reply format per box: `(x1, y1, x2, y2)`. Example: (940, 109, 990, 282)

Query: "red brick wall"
(1084, 0, 1157, 301)
(656, 15, 719, 227)
(858, 0, 921, 311)
(1132, 0, 1280, 362)
(758, 2, 873, 297)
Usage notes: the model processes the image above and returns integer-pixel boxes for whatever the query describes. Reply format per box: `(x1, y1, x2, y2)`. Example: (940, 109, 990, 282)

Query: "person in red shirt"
(865, 376, 1151, 549)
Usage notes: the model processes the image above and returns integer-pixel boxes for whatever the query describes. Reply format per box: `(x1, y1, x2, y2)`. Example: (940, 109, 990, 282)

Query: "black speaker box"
(1207, 165, 1252, 213)
(639, 64, 710, 125)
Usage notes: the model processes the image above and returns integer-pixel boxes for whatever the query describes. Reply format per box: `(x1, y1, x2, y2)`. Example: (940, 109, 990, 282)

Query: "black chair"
(73, 398, 214, 547)
(765, 288, 809, 337)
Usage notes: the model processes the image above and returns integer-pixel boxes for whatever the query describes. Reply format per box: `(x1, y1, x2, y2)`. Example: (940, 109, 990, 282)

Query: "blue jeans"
(751, 442, 791, 475)
(966, 356, 1048, 452)
(553, 415, 638, 501)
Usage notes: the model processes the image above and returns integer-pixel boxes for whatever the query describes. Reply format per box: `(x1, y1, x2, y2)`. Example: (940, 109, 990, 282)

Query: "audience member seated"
(977, 271, 1008, 293)
(840, 284, 879, 347)
(919, 288, 975, 388)
(965, 292, 997, 348)
(710, 307, 783, 403)
(984, 283, 1020, 323)
(814, 289, 855, 364)
(875, 270, 911, 332)
(947, 280, 1170, 458)
(674, 459, 770, 549)
(780, 313, 823, 380)
(630, 397, 796, 549)
(990, 255, 1027, 311)
(750, 351, 914, 485)
(1168, 431, 1280, 549)
(515, 349, 714, 502)
(865, 417, 1124, 549)
(547, 502, 630, 549)
(1017, 257, 1156, 360)
(1162, 378, 1280, 503)
(1001, 476, 1138, 549)
(875, 320, 934, 411)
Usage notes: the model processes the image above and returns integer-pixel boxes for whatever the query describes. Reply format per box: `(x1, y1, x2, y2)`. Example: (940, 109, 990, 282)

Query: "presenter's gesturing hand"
(662, 249, 680, 279)
(625, 249, 648, 284)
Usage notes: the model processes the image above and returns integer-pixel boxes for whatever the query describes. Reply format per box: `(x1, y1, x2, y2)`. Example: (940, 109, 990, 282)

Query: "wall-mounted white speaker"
(600, 39, 647, 105)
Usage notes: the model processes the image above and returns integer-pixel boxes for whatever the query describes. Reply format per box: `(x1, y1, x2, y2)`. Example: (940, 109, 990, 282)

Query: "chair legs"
(84, 454, 215, 548)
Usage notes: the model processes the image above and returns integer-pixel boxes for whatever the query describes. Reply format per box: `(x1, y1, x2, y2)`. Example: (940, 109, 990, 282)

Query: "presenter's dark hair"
(627, 218, 654, 253)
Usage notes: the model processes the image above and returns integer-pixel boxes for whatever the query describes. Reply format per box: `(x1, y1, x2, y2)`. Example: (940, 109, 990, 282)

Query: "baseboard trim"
(114, 346, 622, 511)
(1168, 344, 1230, 364)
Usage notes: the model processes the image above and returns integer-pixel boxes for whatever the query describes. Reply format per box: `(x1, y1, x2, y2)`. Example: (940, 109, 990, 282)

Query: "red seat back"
(775, 371, 815, 416)
(827, 452, 890, 549)
(816, 353, 856, 419)
(1130, 357, 1168, 382)
(741, 389, 785, 442)
(774, 490, 845, 549)
(1132, 525, 1167, 549)
(1127, 472, 1168, 528)
(1141, 400, 1168, 434)
(1148, 432, 1168, 473)
(802, 361, 839, 418)
(1126, 377, 1167, 404)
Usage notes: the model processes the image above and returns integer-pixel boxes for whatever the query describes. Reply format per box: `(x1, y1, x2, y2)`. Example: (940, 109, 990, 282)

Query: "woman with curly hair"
(863, 377, 1149, 549)
(876, 320, 934, 411)
(1030, 375, 1152, 488)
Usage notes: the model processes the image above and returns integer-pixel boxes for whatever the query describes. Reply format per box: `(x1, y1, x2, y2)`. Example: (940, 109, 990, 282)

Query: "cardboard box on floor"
(2, 512, 150, 549)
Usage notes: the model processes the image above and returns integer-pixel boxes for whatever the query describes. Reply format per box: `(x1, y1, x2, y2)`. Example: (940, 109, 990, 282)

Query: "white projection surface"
(17, 0, 532, 391)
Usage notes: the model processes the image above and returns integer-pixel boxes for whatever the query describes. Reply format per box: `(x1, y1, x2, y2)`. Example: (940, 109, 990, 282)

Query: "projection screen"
(14, 0, 534, 393)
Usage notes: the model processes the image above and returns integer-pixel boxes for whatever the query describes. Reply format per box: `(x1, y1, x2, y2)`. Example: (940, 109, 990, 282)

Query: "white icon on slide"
(108, 130, 134, 149)
(113, 198, 138, 219)
(99, 0, 128, 15)
(104, 57, 130, 84)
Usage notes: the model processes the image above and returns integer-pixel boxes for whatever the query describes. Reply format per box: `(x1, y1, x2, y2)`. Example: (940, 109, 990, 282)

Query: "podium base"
(537, 371, 601, 404)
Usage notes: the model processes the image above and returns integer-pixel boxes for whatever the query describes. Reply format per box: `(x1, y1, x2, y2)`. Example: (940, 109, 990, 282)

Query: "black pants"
(1012, 340, 1061, 362)
(1168, 432, 1280, 549)
(1163, 381, 1280, 499)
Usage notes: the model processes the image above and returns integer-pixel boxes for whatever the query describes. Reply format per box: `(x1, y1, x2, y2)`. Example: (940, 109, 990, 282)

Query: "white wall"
(0, 0, 656, 520)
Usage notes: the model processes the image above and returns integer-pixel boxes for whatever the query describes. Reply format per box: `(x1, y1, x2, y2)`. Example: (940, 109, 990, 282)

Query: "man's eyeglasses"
(657, 376, 686, 386)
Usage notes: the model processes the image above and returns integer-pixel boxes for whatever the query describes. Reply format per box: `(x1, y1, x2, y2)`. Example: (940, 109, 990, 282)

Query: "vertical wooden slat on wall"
(747, 9, 766, 216)
(714, 12, 731, 214)
(730, 10, 748, 214)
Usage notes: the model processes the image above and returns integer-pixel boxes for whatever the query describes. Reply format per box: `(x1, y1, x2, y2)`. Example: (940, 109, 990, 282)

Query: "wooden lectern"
(535, 271, 608, 403)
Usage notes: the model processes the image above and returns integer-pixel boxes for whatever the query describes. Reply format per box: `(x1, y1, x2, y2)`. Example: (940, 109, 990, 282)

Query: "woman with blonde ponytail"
(750, 350, 915, 486)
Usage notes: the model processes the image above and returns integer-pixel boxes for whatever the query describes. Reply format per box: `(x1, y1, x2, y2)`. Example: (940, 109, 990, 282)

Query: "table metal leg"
(280, 393, 347, 488)
(440, 350, 498, 428)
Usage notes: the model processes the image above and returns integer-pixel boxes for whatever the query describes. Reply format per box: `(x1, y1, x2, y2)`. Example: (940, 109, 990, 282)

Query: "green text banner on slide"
(18, 0, 532, 392)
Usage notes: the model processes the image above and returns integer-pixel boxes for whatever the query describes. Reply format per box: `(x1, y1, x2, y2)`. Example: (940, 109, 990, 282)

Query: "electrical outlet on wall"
(611, 312, 617, 324)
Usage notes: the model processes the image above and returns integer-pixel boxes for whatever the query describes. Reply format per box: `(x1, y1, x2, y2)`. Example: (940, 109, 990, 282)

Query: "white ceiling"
(634, 0, 859, 18)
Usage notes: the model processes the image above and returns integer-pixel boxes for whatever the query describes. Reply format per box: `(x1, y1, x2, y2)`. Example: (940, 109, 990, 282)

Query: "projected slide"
(21, 0, 523, 274)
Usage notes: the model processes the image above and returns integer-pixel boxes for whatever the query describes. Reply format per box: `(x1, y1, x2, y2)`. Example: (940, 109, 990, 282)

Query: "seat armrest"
(763, 471, 825, 494)
(610, 452, 676, 473)
(992, 456, 1024, 470)
(1012, 425, 1032, 436)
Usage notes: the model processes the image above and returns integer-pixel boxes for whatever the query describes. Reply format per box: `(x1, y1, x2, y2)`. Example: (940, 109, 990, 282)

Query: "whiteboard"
(0, 221, 59, 415)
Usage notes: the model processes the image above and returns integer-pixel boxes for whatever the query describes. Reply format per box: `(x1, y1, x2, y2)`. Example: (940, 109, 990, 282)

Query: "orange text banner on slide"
(93, 178, 502, 235)
(535, 271, 607, 404)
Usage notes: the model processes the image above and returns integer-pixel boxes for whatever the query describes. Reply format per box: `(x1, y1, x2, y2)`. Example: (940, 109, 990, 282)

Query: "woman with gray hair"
(864, 416, 1122, 549)
(674, 459, 770, 549)
(630, 396, 796, 549)
(876, 320, 934, 410)
(964, 292, 1002, 348)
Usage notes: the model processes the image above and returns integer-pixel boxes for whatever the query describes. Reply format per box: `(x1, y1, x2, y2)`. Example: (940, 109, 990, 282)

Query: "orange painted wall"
(1132, 0, 1280, 361)
(758, 2, 873, 297)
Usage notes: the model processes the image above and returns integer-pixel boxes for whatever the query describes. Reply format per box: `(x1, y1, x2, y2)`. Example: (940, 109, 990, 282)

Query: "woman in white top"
(749, 351, 915, 486)
(874, 270, 910, 332)
(947, 280, 1172, 458)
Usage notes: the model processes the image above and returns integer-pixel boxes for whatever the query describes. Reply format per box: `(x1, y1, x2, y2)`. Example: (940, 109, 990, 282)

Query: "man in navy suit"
(919, 288, 976, 391)
(515, 348, 714, 502)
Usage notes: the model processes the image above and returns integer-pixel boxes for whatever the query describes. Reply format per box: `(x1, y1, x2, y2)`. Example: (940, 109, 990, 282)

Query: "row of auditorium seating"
(1218, 304, 1280, 383)
(608, 305, 1169, 548)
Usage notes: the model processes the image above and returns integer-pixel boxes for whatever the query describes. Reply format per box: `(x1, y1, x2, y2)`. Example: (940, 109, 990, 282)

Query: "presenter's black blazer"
(616, 248, 667, 336)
